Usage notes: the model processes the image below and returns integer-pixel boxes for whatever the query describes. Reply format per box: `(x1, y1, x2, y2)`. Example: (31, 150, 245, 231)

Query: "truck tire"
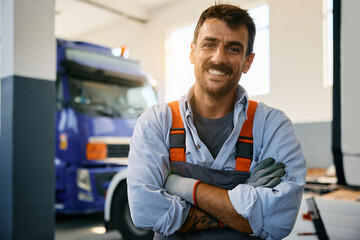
(112, 182, 154, 240)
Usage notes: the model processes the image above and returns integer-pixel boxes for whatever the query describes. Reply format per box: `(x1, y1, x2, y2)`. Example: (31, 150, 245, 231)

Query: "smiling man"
(127, 3, 306, 240)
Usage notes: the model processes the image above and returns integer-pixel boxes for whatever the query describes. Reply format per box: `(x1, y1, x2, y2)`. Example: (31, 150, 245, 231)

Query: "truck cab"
(55, 39, 157, 215)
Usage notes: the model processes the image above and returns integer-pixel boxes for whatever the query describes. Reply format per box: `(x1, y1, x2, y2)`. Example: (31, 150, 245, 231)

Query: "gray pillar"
(0, 0, 56, 239)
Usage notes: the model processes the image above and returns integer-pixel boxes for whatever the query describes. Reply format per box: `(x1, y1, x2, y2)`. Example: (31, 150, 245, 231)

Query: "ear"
(242, 53, 255, 74)
(190, 42, 195, 64)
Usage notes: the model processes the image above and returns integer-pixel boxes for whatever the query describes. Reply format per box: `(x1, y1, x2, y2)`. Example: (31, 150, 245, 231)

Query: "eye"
(203, 43, 214, 48)
(227, 47, 241, 54)
(201, 42, 216, 49)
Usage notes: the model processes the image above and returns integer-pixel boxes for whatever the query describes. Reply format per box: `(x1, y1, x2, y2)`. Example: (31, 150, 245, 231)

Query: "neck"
(191, 86, 236, 119)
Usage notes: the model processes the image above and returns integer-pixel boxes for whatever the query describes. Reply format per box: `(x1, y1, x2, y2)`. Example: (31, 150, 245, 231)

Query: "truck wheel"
(112, 182, 154, 240)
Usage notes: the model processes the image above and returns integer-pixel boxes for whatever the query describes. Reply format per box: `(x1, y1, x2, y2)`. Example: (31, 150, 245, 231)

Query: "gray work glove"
(164, 174, 199, 205)
(245, 157, 285, 188)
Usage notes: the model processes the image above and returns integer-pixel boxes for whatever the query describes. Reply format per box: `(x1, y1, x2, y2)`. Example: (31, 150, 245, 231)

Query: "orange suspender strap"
(235, 100, 258, 172)
(168, 100, 257, 170)
(168, 101, 186, 162)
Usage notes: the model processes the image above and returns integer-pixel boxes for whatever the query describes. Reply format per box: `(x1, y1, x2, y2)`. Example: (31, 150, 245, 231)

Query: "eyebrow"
(202, 37, 219, 42)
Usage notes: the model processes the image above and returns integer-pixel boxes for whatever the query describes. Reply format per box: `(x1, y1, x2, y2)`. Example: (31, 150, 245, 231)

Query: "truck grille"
(107, 144, 130, 158)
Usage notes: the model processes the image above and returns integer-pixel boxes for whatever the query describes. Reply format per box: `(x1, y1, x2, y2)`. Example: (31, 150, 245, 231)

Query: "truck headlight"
(77, 169, 92, 191)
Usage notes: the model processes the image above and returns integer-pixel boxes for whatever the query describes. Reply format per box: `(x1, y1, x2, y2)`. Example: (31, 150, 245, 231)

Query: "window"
(165, 23, 196, 102)
(67, 76, 157, 119)
(164, 4, 271, 102)
(323, 0, 333, 88)
(242, 4, 270, 96)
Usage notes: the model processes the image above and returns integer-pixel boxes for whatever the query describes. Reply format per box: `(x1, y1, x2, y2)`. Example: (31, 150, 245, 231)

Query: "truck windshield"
(68, 76, 157, 119)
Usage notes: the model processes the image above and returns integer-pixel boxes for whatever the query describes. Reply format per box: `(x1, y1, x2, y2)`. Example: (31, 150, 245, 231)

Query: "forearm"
(164, 174, 253, 234)
(195, 182, 253, 234)
(165, 157, 286, 234)
(177, 206, 220, 233)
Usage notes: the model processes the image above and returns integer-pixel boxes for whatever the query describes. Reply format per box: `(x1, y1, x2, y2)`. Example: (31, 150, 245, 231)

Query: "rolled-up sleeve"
(228, 103, 307, 239)
(127, 104, 191, 235)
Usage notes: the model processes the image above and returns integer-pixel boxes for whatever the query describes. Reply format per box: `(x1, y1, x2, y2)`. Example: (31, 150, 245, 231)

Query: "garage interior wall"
(79, 0, 332, 124)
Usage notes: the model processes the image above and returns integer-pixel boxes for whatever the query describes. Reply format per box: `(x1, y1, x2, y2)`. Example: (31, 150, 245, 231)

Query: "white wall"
(255, 0, 332, 123)
(1, 0, 56, 80)
(77, 0, 332, 124)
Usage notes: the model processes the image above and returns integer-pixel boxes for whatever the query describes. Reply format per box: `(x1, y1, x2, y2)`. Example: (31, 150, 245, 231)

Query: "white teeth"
(208, 69, 226, 76)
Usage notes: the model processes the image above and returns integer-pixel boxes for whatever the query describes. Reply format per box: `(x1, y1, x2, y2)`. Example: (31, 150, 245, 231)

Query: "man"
(127, 3, 306, 240)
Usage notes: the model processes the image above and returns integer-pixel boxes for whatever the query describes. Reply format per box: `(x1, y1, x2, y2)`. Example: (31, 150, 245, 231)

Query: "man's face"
(190, 18, 255, 98)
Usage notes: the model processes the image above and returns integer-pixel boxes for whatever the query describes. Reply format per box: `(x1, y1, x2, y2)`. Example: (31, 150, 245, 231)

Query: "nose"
(211, 46, 227, 64)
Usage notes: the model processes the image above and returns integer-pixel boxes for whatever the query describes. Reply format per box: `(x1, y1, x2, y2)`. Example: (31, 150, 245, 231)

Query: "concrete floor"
(55, 213, 123, 240)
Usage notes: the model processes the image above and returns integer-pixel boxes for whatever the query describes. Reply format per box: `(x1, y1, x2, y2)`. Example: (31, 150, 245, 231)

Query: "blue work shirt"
(127, 85, 307, 240)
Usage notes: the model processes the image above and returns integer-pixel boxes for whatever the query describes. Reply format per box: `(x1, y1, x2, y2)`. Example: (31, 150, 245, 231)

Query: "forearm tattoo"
(177, 206, 220, 233)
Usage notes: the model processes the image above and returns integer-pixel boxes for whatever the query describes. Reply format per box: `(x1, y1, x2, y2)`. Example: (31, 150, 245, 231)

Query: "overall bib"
(154, 100, 261, 240)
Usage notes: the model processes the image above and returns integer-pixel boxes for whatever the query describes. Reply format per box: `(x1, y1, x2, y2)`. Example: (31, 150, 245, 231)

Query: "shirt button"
(196, 145, 201, 149)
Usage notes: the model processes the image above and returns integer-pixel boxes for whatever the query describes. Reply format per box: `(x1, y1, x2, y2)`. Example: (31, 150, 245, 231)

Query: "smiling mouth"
(208, 69, 227, 76)
(204, 62, 232, 77)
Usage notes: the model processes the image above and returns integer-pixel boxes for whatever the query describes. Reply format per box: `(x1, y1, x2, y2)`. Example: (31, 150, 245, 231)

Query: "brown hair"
(193, 3, 256, 56)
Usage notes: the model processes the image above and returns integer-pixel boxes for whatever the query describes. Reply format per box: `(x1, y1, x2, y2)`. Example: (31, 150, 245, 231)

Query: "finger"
(273, 162, 285, 169)
(252, 162, 285, 180)
(251, 165, 278, 180)
(252, 157, 275, 174)
(253, 176, 273, 187)
(272, 168, 286, 178)
(262, 177, 281, 188)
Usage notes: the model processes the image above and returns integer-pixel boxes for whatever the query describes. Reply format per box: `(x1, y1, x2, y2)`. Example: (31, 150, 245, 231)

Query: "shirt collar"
(184, 85, 194, 116)
(235, 85, 251, 119)
(183, 84, 250, 118)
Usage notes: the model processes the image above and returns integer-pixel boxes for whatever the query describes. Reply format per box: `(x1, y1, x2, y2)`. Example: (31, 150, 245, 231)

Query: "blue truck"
(55, 39, 156, 239)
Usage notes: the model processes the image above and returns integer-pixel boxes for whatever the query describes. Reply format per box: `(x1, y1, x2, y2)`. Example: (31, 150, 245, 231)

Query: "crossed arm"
(166, 158, 285, 234)
(178, 183, 252, 234)
(177, 206, 219, 232)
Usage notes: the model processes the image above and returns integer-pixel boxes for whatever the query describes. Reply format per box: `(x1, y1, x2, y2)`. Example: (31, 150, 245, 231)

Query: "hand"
(245, 157, 285, 188)
(164, 174, 199, 205)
